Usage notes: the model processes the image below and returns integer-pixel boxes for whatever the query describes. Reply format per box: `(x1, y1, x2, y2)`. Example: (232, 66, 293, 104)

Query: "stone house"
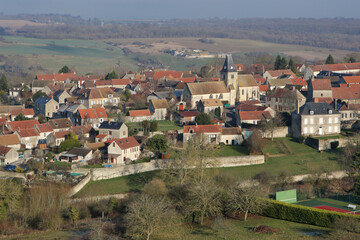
(266, 78, 293, 91)
(79, 87, 120, 108)
(174, 111, 200, 125)
(149, 99, 169, 120)
(34, 97, 59, 118)
(106, 136, 141, 165)
(263, 69, 296, 80)
(55, 103, 86, 125)
(51, 90, 71, 104)
(127, 109, 153, 123)
(97, 121, 128, 142)
(307, 78, 333, 102)
(237, 74, 260, 102)
(34, 123, 54, 140)
(183, 124, 222, 144)
(338, 103, 360, 124)
(291, 102, 341, 137)
(197, 99, 223, 115)
(15, 128, 40, 149)
(48, 118, 74, 132)
(182, 82, 230, 108)
(237, 111, 272, 125)
(0, 146, 18, 165)
(75, 108, 108, 128)
(265, 87, 306, 112)
(46, 130, 71, 148)
(220, 128, 244, 145)
(10, 108, 35, 121)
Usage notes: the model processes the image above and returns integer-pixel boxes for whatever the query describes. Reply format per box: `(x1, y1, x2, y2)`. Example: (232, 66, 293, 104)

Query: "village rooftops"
(129, 109, 151, 117)
(78, 108, 107, 119)
(183, 124, 222, 134)
(48, 118, 74, 129)
(186, 81, 229, 95)
(298, 102, 339, 115)
(109, 136, 140, 149)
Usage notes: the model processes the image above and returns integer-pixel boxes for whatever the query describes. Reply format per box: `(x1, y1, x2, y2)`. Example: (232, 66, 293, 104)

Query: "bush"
(297, 136, 305, 144)
(261, 199, 360, 228)
(331, 141, 339, 149)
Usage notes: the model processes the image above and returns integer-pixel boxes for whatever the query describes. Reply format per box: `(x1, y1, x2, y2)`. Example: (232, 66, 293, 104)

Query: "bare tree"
(125, 193, 174, 240)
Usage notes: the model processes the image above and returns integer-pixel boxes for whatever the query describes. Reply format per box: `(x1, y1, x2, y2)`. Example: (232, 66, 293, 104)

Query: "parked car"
(3, 165, 17, 171)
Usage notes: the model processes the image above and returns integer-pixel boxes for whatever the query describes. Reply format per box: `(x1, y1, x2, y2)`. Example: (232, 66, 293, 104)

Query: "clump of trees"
(195, 113, 212, 125)
(58, 132, 82, 153)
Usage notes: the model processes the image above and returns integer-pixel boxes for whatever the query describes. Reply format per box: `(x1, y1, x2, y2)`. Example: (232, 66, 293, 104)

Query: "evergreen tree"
(274, 55, 282, 70)
(58, 65, 71, 73)
(280, 57, 288, 69)
(325, 54, 334, 64)
(105, 70, 119, 80)
(288, 58, 297, 74)
(0, 74, 9, 91)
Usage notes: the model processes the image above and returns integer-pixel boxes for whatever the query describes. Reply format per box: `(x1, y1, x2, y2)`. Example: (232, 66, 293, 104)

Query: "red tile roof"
(112, 79, 131, 86)
(332, 85, 360, 100)
(291, 78, 307, 87)
(236, 104, 267, 111)
(129, 109, 151, 117)
(342, 76, 360, 84)
(11, 108, 35, 117)
(110, 136, 140, 149)
(235, 64, 245, 71)
(0, 145, 11, 156)
(259, 85, 270, 92)
(8, 120, 40, 131)
(96, 134, 108, 139)
(239, 100, 261, 105)
(153, 71, 183, 80)
(78, 108, 107, 119)
(179, 77, 196, 83)
(309, 62, 360, 72)
(17, 128, 39, 137)
(36, 73, 77, 82)
(239, 111, 272, 121)
(35, 123, 53, 133)
(255, 78, 266, 84)
(314, 97, 333, 104)
(183, 124, 222, 134)
(54, 130, 71, 139)
(312, 79, 332, 91)
(178, 111, 200, 117)
(71, 125, 92, 135)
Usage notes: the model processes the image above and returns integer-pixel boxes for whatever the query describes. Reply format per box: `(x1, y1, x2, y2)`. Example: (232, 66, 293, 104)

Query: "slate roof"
(110, 136, 140, 149)
(186, 82, 229, 95)
(99, 121, 125, 130)
(238, 74, 258, 87)
(221, 55, 237, 73)
(35, 96, 52, 104)
(298, 102, 339, 115)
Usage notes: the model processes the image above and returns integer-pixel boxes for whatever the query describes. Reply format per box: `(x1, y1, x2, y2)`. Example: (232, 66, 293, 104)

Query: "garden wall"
(263, 126, 289, 138)
(306, 137, 350, 151)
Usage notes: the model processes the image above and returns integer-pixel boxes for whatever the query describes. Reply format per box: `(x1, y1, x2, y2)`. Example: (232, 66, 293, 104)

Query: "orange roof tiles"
(183, 124, 222, 134)
(266, 69, 296, 78)
(312, 79, 332, 90)
(259, 85, 270, 92)
(96, 134, 108, 139)
(129, 109, 151, 117)
(36, 73, 77, 82)
(8, 120, 40, 131)
(110, 136, 140, 149)
(310, 62, 360, 72)
(54, 130, 71, 139)
(333, 85, 360, 100)
(343, 76, 360, 84)
(179, 77, 196, 83)
(291, 78, 307, 87)
(153, 71, 183, 80)
(17, 128, 39, 138)
(11, 108, 35, 117)
(35, 123, 53, 133)
(78, 108, 107, 119)
(239, 111, 272, 121)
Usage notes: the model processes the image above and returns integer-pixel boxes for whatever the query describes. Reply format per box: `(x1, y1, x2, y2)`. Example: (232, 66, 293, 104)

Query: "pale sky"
(1, 0, 360, 20)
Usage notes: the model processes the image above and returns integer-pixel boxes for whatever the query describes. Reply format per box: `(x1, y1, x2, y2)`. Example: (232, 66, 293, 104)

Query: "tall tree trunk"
(244, 210, 248, 221)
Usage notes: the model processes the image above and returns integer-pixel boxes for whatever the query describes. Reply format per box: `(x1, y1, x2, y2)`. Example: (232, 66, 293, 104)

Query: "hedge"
(260, 199, 360, 228)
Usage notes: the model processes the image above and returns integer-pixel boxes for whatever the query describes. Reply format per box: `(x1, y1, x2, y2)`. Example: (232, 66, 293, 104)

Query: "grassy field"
(217, 145, 249, 156)
(0, 36, 355, 75)
(127, 120, 182, 132)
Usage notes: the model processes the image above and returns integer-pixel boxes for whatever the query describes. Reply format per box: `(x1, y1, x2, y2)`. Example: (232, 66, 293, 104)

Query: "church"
(182, 54, 259, 108)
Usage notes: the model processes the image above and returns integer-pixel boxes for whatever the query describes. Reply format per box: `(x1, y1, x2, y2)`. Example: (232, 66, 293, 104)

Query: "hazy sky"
(2, 0, 360, 20)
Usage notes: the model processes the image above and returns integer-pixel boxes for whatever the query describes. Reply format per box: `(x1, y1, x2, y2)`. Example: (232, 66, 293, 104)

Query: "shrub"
(297, 136, 305, 144)
(261, 199, 360, 228)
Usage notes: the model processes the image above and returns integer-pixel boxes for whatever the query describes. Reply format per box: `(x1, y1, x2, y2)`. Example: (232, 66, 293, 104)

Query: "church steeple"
(221, 54, 237, 73)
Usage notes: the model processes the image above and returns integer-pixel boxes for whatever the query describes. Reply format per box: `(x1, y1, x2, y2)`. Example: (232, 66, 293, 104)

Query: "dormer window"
(310, 110, 314, 115)
(328, 110, 332, 114)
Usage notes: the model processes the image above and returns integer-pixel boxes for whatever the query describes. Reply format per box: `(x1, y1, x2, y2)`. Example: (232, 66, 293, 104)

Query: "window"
(109, 131, 112, 135)
(304, 127, 308, 134)
(242, 90, 244, 95)
(231, 74, 234, 79)
(334, 117, 338, 123)
(310, 118, 314, 124)
(123, 131, 126, 135)
(310, 127, 314, 133)
(328, 117, 332, 124)
(304, 118, 308, 125)
(113, 142, 115, 147)
(334, 126, 338, 132)
(319, 118, 323, 124)
(329, 126, 332, 133)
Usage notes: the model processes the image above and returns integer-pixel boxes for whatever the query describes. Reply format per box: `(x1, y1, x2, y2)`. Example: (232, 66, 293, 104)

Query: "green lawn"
(313, 135, 342, 140)
(127, 120, 182, 132)
(155, 216, 331, 240)
(217, 145, 249, 156)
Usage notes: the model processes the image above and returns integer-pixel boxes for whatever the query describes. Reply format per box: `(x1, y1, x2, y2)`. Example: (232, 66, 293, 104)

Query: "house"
(339, 103, 360, 123)
(15, 128, 39, 149)
(55, 103, 86, 124)
(291, 102, 341, 137)
(333, 85, 360, 106)
(97, 121, 128, 142)
(34, 123, 54, 140)
(9, 84, 24, 99)
(128, 109, 153, 123)
(106, 136, 141, 164)
(263, 69, 296, 80)
(197, 99, 223, 115)
(237, 74, 260, 102)
(149, 99, 169, 120)
(10, 108, 35, 121)
(174, 111, 200, 125)
(34, 97, 59, 118)
(307, 78, 332, 101)
(51, 90, 71, 104)
(76, 108, 108, 128)
(79, 87, 120, 108)
(266, 78, 293, 90)
(265, 87, 306, 112)
(341, 76, 360, 85)
(183, 124, 222, 144)
(291, 78, 308, 91)
(0, 134, 21, 150)
(48, 118, 74, 132)
(46, 130, 71, 147)
(59, 147, 93, 163)
(235, 64, 245, 72)
(0, 105, 24, 119)
(5, 119, 40, 133)
(0, 146, 18, 165)
(182, 81, 230, 108)
(220, 127, 244, 145)
(35, 72, 77, 82)
(71, 125, 93, 141)
(304, 62, 360, 80)
(237, 111, 272, 125)
(31, 80, 55, 93)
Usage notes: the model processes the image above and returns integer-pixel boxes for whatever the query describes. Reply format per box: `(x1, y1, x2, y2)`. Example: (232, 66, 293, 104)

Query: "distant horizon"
(2, 0, 360, 20)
